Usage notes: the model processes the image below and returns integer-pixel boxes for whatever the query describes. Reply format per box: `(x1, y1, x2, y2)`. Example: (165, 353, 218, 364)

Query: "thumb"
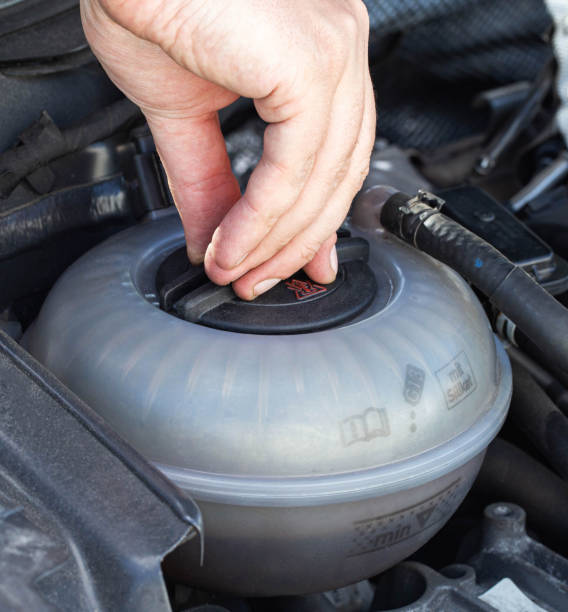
(146, 111, 241, 264)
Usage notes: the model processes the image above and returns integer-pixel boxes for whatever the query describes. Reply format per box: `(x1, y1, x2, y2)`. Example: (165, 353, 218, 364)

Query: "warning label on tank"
(340, 407, 390, 447)
(436, 351, 477, 409)
(348, 479, 463, 557)
(403, 365, 425, 406)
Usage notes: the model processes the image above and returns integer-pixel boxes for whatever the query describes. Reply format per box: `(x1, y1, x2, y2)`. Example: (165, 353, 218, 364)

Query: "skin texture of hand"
(81, 0, 375, 299)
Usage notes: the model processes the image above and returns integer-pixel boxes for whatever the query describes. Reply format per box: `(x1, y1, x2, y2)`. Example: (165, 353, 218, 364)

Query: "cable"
(0, 98, 142, 198)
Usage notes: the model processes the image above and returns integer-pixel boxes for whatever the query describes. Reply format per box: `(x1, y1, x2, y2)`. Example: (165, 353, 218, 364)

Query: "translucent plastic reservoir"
(24, 212, 511, 594)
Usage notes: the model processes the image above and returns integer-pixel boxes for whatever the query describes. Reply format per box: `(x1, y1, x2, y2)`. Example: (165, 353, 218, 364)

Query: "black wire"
(0, 98, 142, 198)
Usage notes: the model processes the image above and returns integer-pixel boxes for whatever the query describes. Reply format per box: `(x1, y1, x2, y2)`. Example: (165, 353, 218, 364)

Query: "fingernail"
(187, 248, 205, 265)
(330, 245, 338, 275)
(253, 278, 280, 297)
(203, 243, 215, 265)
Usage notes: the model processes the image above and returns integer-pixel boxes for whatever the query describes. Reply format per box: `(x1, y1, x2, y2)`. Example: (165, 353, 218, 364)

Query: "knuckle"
(204, 263, 234, 287)
(262, 91, 302, 122)
(360, 160, 371, 181)
(353, 1, 370, 30)
(361, 124, 377, 161)
(317, 4, 366, 72)
(266, 153, 314, 191)
(356, 161, 371, 187)
(350, 160, 371, 192)
(242, 193, 280, 229)
(177, 171, 235, 196)
(317, 36, 343, 73)
(338, 8, 360, 40)
(271, 232, 293, 254)
(332, 159, 351, 190)
(316, 22, 349, 68)
(299, 240, 321, 263)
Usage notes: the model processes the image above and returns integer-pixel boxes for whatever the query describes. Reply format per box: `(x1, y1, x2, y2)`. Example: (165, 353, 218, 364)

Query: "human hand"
(81, 0, 375, 299)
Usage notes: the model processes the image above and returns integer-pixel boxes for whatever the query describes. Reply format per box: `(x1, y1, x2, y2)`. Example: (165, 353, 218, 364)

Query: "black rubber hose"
(380, 192, 568, 373)
(0, 98, 142, 198)
(473, 438, 568, 549)
(0, 177, 132, 260)
(507, 346, 568, 416)
(508, 361, 568, 479)
(512, 329, 568, 394)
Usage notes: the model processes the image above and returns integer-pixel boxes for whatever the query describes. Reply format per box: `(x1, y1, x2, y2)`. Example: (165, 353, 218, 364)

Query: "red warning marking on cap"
(285, 279, 327, 300)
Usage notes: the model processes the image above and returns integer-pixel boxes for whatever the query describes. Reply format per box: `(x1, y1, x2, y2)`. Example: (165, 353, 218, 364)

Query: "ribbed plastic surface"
(25, 214, 510, 498)
(24, 213, 511, 594)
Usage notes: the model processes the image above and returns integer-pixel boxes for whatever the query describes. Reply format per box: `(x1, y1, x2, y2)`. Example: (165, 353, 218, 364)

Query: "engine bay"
(2, 1, 568, 611)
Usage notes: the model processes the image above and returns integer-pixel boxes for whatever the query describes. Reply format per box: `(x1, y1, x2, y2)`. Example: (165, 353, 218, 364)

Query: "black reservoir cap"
(156, 236, 377, 334)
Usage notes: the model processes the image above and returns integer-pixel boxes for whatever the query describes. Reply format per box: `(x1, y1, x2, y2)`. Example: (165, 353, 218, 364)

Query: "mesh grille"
(366, 0, 553, 149)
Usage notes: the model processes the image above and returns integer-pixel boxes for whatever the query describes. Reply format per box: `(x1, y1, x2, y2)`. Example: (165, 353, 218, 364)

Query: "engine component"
(24, 212, 511, 595)
(507, 346, 568, 414)
(474, 66, 553, 175)
(379, 189, 568, 374)
(173, 500, 568, 611)
(508, 361, 568, 479)
(0, 98, 141, 199)
(474, 438, 568, 550)
(438, 186, 568, 294)
(509, 150, 568, 212)
(0, 328, 201, 612)
(371, 502, 568, 611)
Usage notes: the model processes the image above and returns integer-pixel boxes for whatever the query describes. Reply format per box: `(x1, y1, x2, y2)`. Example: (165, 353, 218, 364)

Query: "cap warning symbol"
(415, 506, 436, 529)
(285, 278, 327, 300)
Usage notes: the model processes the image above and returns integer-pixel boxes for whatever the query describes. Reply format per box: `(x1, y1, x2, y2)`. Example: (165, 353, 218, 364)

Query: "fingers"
(302, 234, 339, 285)
(207, 65, 364, 281)
(229, 227, 341, 301)
(204, 93, 332, 271)
(85, 0, 376, 296)
(205, 10, 371, 288)
(231, 74, 376, 300)
(82, 0, 243, 264)
(146, 111, 241, 263)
